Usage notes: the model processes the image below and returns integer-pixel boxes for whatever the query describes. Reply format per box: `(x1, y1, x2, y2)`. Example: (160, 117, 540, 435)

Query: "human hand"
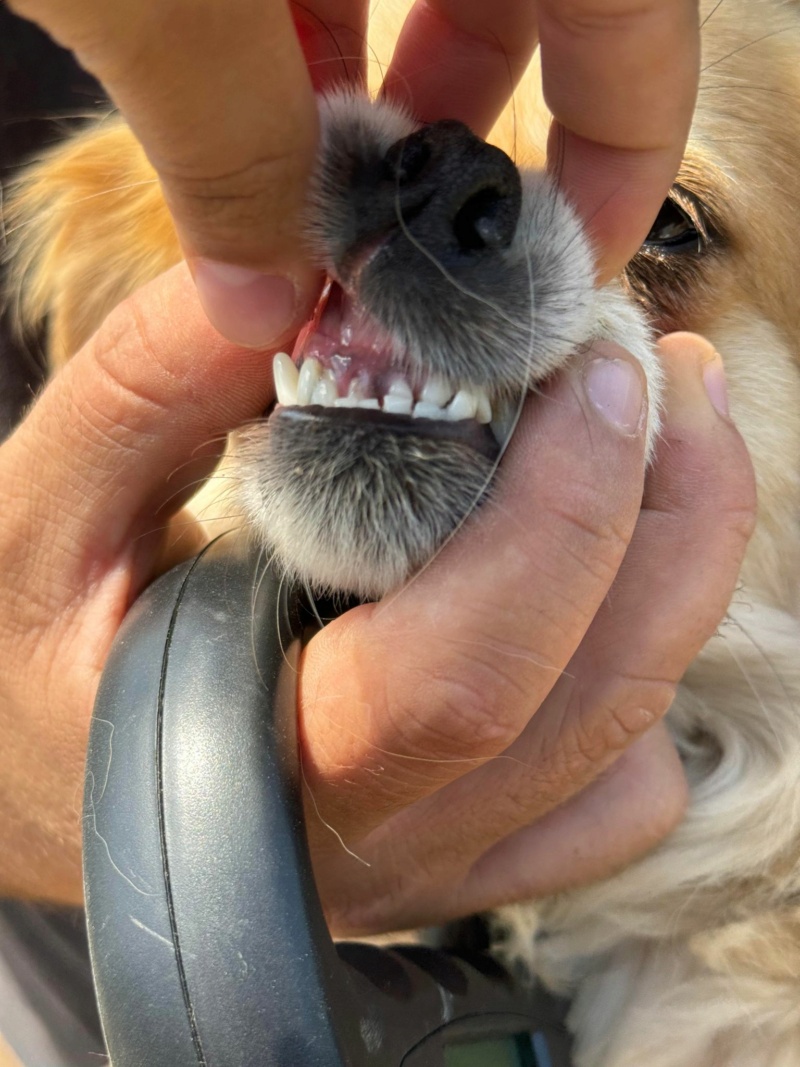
(7, 0, 697, 349)
(383, 0, 700, 283)
(299, 331, 755, 934)
(1, 0, 714, 918)
(0, 262, 753, 914)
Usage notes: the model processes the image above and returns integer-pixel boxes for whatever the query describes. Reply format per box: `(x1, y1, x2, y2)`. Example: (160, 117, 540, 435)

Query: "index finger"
(540, 0, 700, 281)
(8, 0, 320, 346)
(383, 0, 540, 137)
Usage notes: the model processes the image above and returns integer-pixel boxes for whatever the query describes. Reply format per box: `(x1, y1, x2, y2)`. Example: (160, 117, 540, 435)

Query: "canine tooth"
(413, 401, 446, 420)
(357, 398, 380, 410)
(421, 375, 452, 407)
(475, 390, 492, 424)
(383, 395, 413, 415)
(273, 352, 299, 406)
(297, 358, 321, 404)
(311, 377, 337, 406)
(446, 390, 478, 421)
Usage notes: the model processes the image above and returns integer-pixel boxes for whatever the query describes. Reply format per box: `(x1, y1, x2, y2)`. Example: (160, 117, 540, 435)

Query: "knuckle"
(87, 298, 177, 424)
(565, 676, 675, 772)
(160, 152, 304, 250)
(546, 489, 635, 583)
(550, 0, 667, 38)
(395, 659, 533, 764)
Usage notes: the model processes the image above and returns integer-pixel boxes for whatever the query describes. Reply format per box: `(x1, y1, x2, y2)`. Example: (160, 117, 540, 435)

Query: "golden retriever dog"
(6, 0, 800, 1063)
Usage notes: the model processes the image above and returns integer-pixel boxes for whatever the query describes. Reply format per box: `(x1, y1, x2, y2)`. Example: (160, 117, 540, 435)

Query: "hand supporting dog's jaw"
(296, 335, 751, 936)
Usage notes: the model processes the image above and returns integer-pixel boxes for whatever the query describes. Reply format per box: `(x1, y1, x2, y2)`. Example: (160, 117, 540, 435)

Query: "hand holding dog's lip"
(6, 0, 323, 349)
(384, 0, 700, 284)
(300, 334, 755, 934)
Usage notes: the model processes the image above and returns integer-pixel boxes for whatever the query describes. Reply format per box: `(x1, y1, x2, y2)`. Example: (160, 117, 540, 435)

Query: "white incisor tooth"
(273, 352, 299, 406)
(311, 375, 337, 406)
(383, 395, 413, 415)
(297, 358, 321, 405)
(421, 375, 452, 407)
(347, 379, 367, 400)
(446, 389, 478, 421)
(413, 401, 446, 420)
(387, 379, 413, 400)
(384, 378, 414, 415)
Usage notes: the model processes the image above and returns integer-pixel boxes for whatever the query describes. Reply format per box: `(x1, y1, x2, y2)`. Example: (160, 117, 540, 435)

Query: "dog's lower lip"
(271, 404, 501, 462)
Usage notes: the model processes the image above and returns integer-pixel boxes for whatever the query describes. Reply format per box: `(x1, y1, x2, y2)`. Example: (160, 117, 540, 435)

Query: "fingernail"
(583, 355, 646, 435)
(702, 350, 729, 418)
(192, 259, 299, 348)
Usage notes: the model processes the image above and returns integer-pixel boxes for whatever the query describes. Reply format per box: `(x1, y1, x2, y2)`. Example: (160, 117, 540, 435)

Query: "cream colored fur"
(5, 1, 800, 1064)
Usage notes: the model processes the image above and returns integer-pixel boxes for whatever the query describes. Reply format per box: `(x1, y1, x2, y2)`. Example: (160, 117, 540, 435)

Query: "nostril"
(453, 186, 518, 252)
(383, 130, 432, 185)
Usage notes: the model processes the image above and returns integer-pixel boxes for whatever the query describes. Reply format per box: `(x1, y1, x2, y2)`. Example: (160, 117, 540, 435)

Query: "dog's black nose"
(343, 120, 522, 276)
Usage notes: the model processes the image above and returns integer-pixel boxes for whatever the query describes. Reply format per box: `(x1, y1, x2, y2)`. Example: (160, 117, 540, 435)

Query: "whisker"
(701, 28, 790, 74)
(700, 0, 727, 30)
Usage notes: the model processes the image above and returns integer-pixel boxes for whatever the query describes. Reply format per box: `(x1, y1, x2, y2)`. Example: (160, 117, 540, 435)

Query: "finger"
(8, 0, 320, 348)
(465, 725, 688, 903)
(326, 726, 686, 933)
(300, 342, 649, 855)
(540, 0, 700, 282)
(0, 264, 274, 600)
(331, 334, 754, 929)
(291, 0, 368, 91)
(382, 0, 539, 137)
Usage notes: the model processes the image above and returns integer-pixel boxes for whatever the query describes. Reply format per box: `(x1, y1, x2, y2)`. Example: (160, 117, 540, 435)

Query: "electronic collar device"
(83, 533, 574, 1066)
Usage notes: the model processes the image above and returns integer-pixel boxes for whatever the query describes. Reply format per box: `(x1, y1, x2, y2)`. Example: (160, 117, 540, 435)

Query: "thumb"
(2, 264, 273, 581)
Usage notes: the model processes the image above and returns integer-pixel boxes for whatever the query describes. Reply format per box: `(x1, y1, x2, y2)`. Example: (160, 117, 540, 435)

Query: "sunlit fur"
(5, 0, 800, 1063)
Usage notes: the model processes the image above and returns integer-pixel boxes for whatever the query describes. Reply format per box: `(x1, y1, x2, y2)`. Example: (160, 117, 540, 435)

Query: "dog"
(6, 0, 800, 1063)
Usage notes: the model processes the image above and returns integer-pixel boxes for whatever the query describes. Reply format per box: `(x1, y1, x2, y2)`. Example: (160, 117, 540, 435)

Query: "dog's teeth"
(387, 378, 413, 400)
(475, 390, 492, 424)
(413, 401, 446, 420)
(446, 390, 478, 421)
(311, 376, 337, 406)
(421, 375, 452, 407)
(383, 394, 413, 415)
(297, 358, 321, 405)
(333, 396, 381, 410)
(273, 352, 299, 406)
(490, 399, 518, 446)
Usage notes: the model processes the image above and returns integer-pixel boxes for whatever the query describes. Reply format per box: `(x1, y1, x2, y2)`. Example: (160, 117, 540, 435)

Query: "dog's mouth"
(268, 277, 515, 454)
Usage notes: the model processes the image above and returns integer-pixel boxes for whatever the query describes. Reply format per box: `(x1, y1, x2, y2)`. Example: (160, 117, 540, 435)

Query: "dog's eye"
(643, 197, 702, 254)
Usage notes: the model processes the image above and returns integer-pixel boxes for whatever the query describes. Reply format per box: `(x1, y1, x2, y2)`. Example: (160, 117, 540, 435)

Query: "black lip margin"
(272, 404, 501, 463)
